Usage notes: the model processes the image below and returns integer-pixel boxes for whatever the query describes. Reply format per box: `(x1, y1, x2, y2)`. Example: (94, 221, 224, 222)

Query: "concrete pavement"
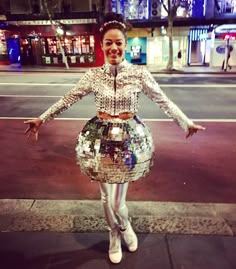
(1, 231, 236, 269)
(1, 199, 236, 268)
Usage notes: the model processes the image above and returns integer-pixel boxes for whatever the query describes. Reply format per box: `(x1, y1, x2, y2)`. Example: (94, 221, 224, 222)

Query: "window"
(41, 35, 95, 64)
(0, 30, 7, 55)
(216, 0, 236, 14)
(121, 0, 149, 20)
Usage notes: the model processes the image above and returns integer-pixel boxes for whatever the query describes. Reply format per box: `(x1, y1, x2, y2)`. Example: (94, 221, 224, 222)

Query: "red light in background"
(222, 33, 236, 40)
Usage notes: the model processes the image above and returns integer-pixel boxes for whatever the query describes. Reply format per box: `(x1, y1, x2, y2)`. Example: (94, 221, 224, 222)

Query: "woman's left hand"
(186, 123, 206, 139)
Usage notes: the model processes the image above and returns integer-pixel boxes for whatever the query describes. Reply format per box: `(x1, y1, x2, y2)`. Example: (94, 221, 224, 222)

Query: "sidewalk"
(0, 200, 236, 268)
(1, 200, 236, 268)
(1, 231, 236, 269)
(0, 63, 236, 74)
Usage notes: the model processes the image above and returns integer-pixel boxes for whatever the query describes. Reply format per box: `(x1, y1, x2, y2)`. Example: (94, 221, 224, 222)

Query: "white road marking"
(1, 117, 236, 122)
(0, 95, 62, 98)
(160, 84, 236, 88)
(0, 82, 236, 88)
(0, 83, 75, 86)
(0, 83, 236, 98)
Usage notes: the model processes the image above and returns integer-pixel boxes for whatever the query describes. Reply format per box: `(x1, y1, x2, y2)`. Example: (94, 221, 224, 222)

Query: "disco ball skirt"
(75, 116, 154, 183)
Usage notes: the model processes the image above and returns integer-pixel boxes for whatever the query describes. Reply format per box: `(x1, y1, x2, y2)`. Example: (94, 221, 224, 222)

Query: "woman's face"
(101, 29, 127, 65)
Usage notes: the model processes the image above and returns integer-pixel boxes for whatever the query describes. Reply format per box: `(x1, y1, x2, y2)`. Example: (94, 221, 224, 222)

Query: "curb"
(0, 199, 236, 235)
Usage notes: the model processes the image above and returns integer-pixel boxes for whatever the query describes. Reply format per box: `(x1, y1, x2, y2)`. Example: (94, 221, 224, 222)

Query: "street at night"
(1, 0, 236, 267)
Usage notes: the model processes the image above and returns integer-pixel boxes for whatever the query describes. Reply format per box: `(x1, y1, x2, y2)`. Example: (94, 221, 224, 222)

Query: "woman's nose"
(110, 43, 118, 50)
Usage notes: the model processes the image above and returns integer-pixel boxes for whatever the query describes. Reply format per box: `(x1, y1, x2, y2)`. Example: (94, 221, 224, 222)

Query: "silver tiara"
(99, 20, 126, 32)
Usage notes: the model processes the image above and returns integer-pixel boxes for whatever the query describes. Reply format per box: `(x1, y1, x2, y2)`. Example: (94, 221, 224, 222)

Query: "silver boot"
(109, 228, 122, 263)
(120, 221, 138, 252)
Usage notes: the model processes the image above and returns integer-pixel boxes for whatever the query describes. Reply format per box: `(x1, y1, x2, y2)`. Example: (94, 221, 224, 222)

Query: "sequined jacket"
(39, 60, 193, 131)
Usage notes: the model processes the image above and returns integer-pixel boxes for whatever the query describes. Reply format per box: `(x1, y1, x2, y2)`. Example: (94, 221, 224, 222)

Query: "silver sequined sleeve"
(141, 67, 193, 132)
(39, 69, 94, 123)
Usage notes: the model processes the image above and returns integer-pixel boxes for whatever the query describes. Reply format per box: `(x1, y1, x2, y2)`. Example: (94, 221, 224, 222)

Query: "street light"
(56, 27, 64, 36)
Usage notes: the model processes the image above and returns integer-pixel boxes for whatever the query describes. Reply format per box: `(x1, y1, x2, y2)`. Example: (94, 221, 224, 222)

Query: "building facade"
(0, 0, 104, 67)
(111, 0, 236, 68)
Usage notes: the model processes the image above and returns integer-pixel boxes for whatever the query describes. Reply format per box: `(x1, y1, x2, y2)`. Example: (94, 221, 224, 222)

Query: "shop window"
(45, 37, 59, 54)
(0, 30, 7, 55)
(160, 0, 204, 18)
(122, 0, 149, 20)
(130, 46, 142, 62)
(216, 0, 236, 14)
(64, 38, 73, 54)
(41, 35, 95, 65)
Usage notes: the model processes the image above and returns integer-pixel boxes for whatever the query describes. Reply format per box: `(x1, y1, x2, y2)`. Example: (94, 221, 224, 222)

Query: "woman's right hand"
(24, 118, 43, 141)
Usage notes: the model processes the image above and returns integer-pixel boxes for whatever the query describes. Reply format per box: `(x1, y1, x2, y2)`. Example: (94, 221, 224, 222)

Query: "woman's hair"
(99, 12, 131, 41)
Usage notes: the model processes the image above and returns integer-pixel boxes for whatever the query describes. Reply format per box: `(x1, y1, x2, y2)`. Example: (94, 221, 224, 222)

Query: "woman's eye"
(105, 41, 112, 46)
(116, 42, 122, 46)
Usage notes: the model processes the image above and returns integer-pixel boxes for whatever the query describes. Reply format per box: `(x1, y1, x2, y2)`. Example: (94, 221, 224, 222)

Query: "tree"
(160, 0, 193, 70)
(42, 0, 69, 69)
(160, 0, 180, 70)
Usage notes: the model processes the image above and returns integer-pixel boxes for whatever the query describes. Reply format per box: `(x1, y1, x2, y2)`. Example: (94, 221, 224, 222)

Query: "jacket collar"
(103, 59, 130, 75)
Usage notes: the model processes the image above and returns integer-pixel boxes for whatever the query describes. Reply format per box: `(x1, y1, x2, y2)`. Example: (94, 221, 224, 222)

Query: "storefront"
(147, 35, 188, 67)
(2, 20, 104, 67)
(127, 27, 189, 68)
(127, 26, 189, 68)
(188, 27, 212, 66)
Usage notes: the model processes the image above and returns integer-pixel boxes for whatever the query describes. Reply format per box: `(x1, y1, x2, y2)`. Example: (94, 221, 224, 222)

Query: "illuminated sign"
(189, 27, 209, 41)
(6, 19, 96, 26)
(215, 24, 236, 34)
(216, 45, 233, 54)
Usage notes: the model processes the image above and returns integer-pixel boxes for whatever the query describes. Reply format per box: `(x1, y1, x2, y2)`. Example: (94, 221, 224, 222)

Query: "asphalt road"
(0, 73, 236, 119)
(0, 72, 236, 202)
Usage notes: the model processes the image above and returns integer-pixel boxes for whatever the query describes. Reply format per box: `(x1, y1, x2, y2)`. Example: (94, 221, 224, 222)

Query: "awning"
(214, 24, 236, 34)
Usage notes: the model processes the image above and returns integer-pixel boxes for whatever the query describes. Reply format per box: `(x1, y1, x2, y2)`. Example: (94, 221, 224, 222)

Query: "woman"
(24, 13, 205, 264)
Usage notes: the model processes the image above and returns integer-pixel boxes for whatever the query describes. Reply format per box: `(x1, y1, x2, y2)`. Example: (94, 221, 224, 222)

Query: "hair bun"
(99, 12, 132, 40)
(103, 12, 124, 24)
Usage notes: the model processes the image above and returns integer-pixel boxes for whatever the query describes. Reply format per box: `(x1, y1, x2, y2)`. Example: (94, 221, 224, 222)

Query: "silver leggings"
(99, 182, 129, 230)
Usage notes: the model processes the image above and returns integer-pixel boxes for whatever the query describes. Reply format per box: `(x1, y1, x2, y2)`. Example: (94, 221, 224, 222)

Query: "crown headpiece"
(99, 20, 126, 32)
